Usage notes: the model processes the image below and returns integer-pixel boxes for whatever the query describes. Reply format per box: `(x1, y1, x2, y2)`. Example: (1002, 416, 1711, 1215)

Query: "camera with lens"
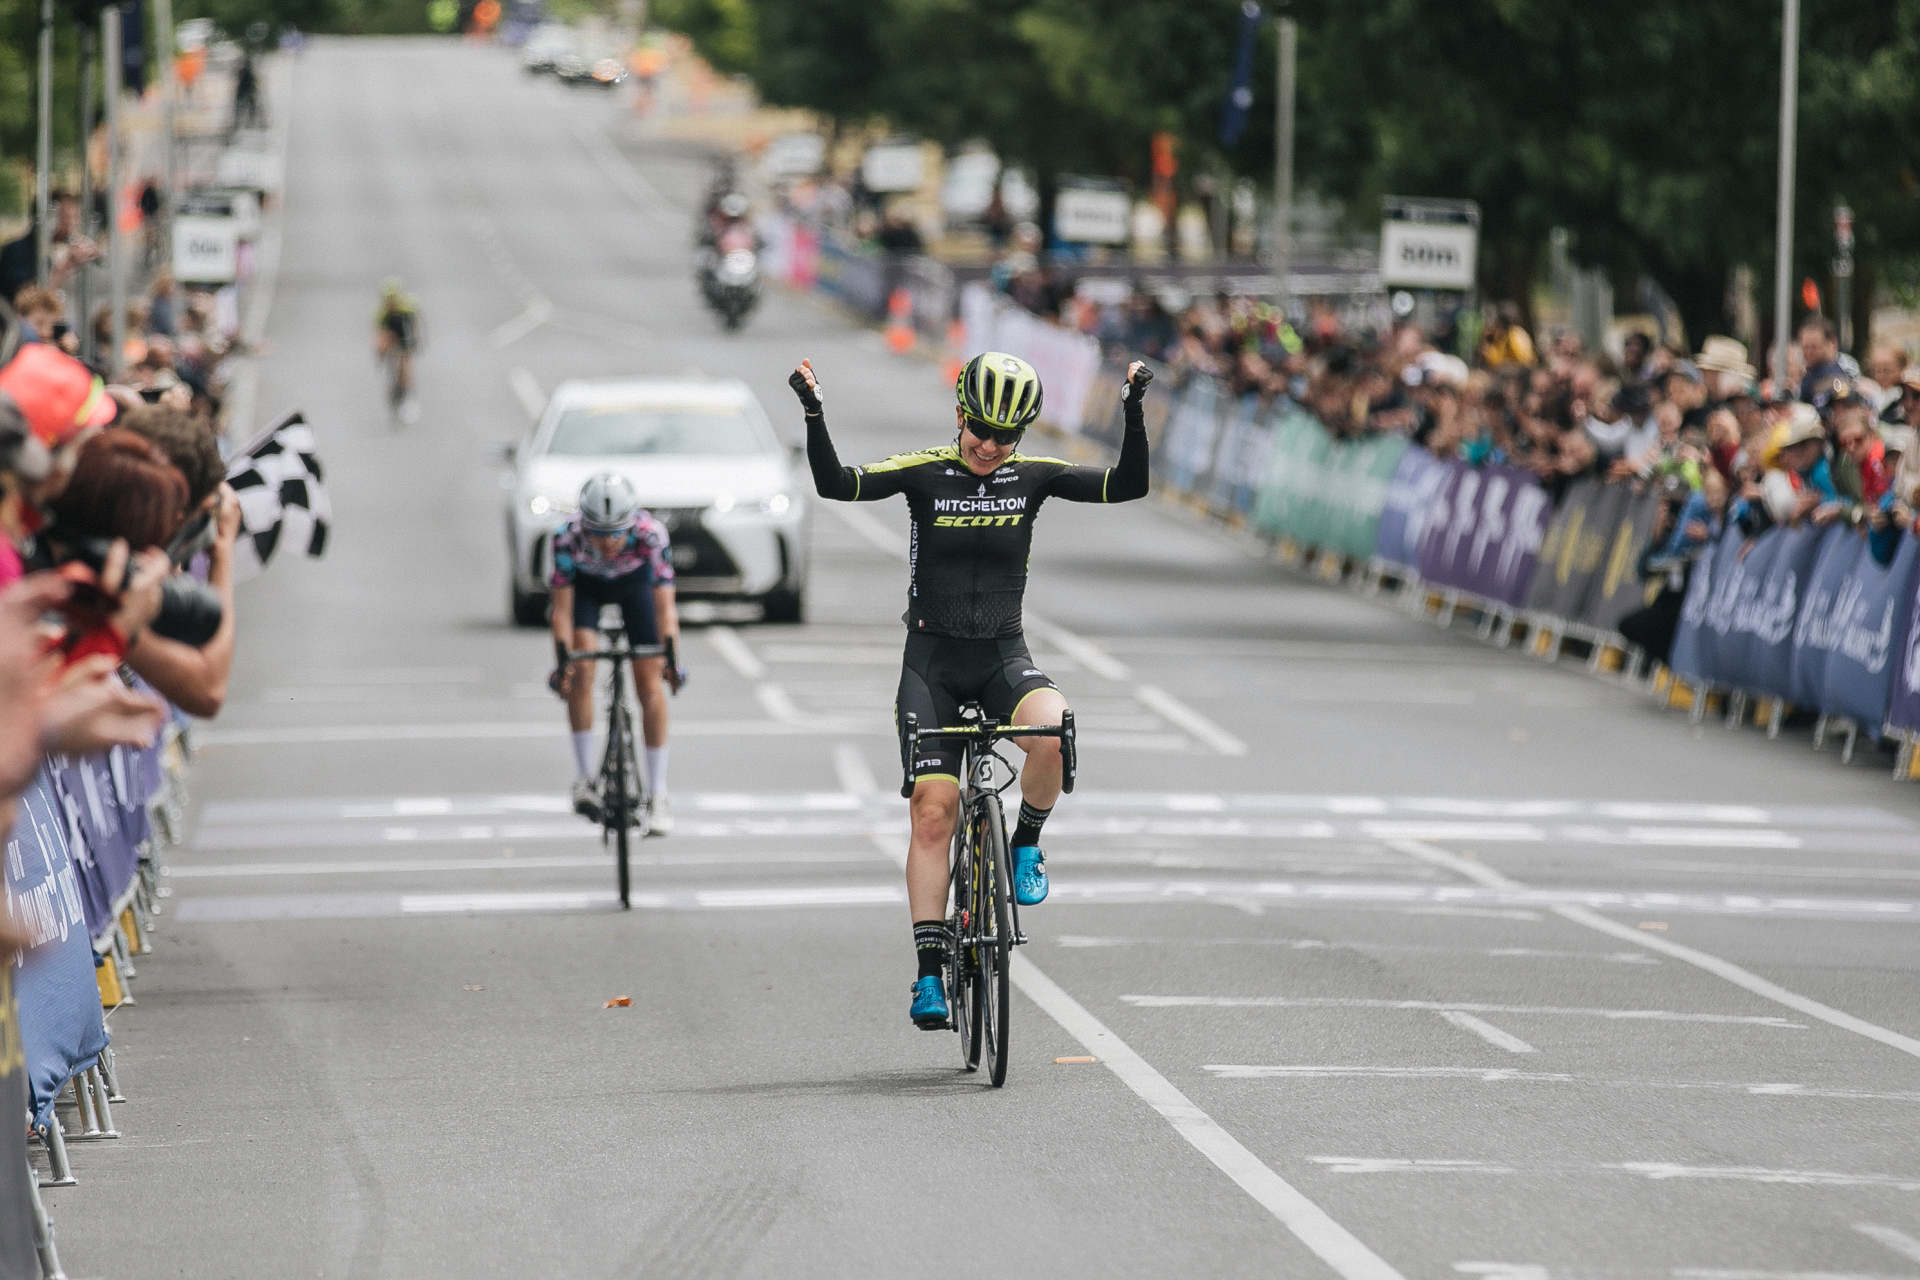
(52, 520, 224, 648)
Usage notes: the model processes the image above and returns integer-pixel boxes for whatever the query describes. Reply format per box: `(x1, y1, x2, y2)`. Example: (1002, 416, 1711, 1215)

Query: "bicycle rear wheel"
(602, 699, 636, 909)
(948, 824, 980, 1070)
(978, 799, 1012, 1087)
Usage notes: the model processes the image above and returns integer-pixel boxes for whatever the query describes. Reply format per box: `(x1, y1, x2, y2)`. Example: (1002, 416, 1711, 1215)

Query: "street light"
(1769, 0, 1800, 391)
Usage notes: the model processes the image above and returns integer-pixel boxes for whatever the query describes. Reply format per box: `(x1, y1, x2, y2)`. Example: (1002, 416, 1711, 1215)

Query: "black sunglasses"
(964, 416, 1025, 448)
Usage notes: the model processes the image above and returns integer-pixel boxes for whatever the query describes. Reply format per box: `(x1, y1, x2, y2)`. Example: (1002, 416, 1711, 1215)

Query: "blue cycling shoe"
(909, 975, 950, 1030)
(1013, 845, 1049, 906)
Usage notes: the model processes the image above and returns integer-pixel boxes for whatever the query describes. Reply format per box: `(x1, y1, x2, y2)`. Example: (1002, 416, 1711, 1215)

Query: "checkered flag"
(226, 410, 332, 582)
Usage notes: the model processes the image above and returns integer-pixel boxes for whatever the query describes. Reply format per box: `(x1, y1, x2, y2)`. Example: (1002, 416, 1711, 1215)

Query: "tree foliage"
(661, 0, 1919, 344)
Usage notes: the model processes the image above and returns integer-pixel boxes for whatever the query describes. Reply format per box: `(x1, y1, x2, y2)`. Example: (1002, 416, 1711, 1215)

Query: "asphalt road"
(50, 37, 1920, 1280)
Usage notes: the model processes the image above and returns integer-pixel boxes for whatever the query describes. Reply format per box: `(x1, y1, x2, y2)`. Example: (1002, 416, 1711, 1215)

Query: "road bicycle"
(901, 705, 1076, 1087)
(566, 625, 664, 908)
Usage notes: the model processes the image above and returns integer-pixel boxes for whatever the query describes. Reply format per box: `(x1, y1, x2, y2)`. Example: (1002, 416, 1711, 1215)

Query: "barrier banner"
(1162, 375, 1226, 492)
(1525, 479, 1624, 619)
(1789, 528, 1868, 709)
(1704, 529, 1787, 693)
(5, 768, 109, 1127)
(1580, 488, 1665, 632)
(1884, 546, 1920, 733)
(52, 754, 142, 942)
(1669, 527, 1744, 683)
(1250, 411, 1410, 560)
(1743, 525, 1827, 699)
(1205, 392, 1269, 514)
(1820, 532, 1920, 732)
(957, 284, 1104, 432)
(1417, 461, 1551, 606)
(1372, 447, 1449, 570)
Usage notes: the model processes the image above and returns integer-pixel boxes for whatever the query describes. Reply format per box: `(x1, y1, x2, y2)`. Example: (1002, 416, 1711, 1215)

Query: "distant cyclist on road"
(789, 351, 1153, 1030)
(373, 277, 421, 424)
(549, 472, 685, 834)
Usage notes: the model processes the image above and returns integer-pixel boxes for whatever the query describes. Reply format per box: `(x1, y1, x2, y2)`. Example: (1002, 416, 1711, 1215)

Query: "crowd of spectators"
(0, 290, 240, 896)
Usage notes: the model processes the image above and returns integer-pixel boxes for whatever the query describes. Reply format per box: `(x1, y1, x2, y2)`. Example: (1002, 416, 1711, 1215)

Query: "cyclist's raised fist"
(1125, 360, 1154, 400)
(789, 360, 824, 413)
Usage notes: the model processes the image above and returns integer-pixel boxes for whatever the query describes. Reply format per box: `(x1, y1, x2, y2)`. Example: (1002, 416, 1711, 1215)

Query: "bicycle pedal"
(913, 1016, 951, 1032)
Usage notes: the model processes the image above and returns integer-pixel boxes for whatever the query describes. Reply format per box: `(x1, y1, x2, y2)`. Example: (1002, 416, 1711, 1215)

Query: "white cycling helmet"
(579, 472, 641, 532)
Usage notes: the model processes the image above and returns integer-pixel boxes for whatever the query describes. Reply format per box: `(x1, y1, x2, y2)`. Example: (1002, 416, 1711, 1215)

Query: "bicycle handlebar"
(899, 709, 1077, 799)
(566, 645, 667, 663)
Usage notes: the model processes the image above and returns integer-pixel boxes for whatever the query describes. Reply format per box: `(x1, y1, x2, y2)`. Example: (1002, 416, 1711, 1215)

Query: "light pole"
(106, 3, 125, 376)
(1769, 0, 1800, 391)
(35, 0, 53, 284)
(1272, 14, 1296, 313)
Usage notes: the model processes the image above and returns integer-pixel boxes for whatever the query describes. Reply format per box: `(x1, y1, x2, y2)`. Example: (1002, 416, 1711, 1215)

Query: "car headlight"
(529, 495, 552, 516)
(760, 493, 791, 515)
(712, 494, 736, 515)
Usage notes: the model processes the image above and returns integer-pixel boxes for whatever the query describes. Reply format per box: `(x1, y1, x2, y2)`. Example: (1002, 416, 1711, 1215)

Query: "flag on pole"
(1219, 1, 1263, 148)
(225, 410, 331, 582)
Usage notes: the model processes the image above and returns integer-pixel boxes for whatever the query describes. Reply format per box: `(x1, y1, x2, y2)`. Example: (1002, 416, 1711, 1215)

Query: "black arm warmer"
(1107, 396, 1150, 501)
(807, 412, 860, 500)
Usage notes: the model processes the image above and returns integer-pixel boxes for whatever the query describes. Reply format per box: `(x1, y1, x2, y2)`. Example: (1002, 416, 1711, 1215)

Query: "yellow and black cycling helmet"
(956, 351, 1044, 432)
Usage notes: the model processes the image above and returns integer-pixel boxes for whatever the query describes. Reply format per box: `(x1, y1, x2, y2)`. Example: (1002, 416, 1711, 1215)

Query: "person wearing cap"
(1868, 344, 1908, 417)
(1588, 380, 1659, 475)
(1797, 315, 1854, 403)
(1771, 402, 1840, 522)
(0, 344, 118, 553)
(1828, 384, 1889, 508)
(1886, 370, 1920, 429)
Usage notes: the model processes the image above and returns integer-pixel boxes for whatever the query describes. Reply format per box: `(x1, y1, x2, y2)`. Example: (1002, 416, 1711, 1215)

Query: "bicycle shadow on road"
(662, 1066, 983, 1099)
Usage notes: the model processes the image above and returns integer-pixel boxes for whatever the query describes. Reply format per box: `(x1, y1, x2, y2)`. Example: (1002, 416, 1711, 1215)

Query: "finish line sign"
(1379, 196, 1480, 291)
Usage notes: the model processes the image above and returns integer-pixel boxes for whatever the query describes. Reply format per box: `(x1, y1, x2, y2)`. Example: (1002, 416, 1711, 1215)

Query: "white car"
(505, 378, 811, 625)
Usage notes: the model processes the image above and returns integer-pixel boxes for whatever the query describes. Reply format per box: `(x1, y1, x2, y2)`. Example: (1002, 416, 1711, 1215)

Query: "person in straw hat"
(1694, 336, 1756, 407)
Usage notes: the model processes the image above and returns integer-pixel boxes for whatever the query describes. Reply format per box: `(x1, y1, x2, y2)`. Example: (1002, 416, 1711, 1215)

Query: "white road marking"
(1389, 838, 1920, 1063)
(1675, 1271, 1917, 1280)
(402, 890, 620, 914)
(1027, 615, 1132, 681)
(1314, 1157, 1920, 1190)
(755, 684, 803, 723)
(1013, 958, 1407, 1280)
(1052, 936, 1656, 964)
(856, 774, 1405, 1279)
(1438, 1010, 1538, 1053)
(1123, 996, 1803, 1027)
(1453, 1265, 1548, 1280)
(1133, 684, 1247, 756)
(1856, 1224, 1920, 1265)
(693, 886, 903, 909)
(507, 364, 546, 420)
(195, 720, 885, 745)
(494, 300, 553, 350)
(704, 626, 768, 679)
(1204, 1066, 1920, 1103)
(833, 743, 878, 796)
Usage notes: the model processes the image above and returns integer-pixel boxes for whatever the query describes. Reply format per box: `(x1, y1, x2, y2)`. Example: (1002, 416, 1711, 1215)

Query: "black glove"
(789, 367, 824, 415)
(663, 636, 687, 693)
(548, 638, 570, 697)
(1124, 362, 1154, 401)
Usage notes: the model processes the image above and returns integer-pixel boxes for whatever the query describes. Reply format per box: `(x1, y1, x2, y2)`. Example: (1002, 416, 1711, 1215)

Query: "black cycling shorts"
(895, 633, 1058, 785)
(568, 569, 660, 644)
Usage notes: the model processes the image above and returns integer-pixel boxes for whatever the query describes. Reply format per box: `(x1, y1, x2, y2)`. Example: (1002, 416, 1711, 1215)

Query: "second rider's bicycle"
(901, 705, 1076, 1087)
(567, 624, 664, 909)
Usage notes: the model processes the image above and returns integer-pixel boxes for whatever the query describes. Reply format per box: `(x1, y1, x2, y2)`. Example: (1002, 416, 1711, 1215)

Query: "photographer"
(120, 405, 240, 716)
(1618, 468, 1727, 665)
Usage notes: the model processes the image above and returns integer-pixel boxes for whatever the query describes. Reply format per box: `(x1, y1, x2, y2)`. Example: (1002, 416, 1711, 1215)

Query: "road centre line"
(821, 506, 1252, 755)
(1438, 1011, 1537, 1053)
(494, 300, 554, 350)
(1674, 1271, 1917, 1280)
(1311, 1158, 1920, 1191)
(1204, 1066, 1920, 1103)
(1389, 838, 1920, 1062)
(1856, 1224, 1920, 1265)
(566, 117, 681, 223)
(851, 763, 1403, 1280)
(1124, 996, 1803, 1027)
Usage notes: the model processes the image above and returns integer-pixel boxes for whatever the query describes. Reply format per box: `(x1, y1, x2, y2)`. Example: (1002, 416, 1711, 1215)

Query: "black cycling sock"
(1012, 801, 1052, 851)
(914, 920, 948, 980)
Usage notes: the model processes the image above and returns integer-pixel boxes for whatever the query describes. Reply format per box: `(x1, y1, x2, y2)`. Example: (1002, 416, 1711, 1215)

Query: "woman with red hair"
(47, 428, 183, 665)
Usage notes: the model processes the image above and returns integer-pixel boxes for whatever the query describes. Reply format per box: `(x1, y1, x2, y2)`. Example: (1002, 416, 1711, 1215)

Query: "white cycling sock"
(571, 731, 594, 780)
(646, 746, 669, 799)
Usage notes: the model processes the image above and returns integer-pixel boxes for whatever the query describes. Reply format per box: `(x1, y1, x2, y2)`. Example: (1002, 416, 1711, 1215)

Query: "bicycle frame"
(566, 626, 666, 907)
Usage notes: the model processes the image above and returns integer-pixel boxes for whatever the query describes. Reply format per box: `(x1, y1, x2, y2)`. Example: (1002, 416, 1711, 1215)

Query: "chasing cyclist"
(549, 472, 685, 834)
(789, 351, 1152, 1029)
(372, 277, 421, 423)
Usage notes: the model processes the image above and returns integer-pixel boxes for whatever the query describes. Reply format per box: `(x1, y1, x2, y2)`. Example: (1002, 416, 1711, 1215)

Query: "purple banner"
(1415, 462, 1552, 606)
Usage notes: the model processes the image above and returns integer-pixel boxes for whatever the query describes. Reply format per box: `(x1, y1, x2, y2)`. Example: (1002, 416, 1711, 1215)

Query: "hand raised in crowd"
(41, 654, 165, 756)
(1684, 519, 1710, 542)
(0, 576, 66, 799)
(1809, 500, 1842, 526)
(213, 482, 243, 557)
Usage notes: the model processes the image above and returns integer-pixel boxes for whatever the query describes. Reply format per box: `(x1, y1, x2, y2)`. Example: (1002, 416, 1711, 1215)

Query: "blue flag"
(1220, 2, 1262, 148)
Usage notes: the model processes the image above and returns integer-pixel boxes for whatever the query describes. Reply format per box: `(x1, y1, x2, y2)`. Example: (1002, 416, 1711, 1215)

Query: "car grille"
(653, 508, 742, 593)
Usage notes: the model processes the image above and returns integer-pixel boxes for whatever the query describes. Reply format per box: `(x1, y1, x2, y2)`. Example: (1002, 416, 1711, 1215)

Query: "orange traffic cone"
(885, 287, 915, 355)
(941, 319, 966, 384)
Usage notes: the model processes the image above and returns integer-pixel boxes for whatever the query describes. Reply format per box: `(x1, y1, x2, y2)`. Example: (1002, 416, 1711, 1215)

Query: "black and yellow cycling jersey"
(805, 393, 1148, 638)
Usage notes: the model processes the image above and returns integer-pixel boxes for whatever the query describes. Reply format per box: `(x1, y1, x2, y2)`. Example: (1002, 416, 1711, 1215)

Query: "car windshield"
(546, 404, 773, 457)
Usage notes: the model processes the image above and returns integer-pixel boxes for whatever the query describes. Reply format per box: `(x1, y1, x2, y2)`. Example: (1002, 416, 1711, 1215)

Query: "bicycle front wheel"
(978, 799, 1013, 1087)
(948, 824, 980, 1071)
(602, 699, 637, 909)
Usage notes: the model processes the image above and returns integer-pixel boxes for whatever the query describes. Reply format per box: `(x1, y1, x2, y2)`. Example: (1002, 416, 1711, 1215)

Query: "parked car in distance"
(505, 378, 811, 625)
(520, 23, 572, 73)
